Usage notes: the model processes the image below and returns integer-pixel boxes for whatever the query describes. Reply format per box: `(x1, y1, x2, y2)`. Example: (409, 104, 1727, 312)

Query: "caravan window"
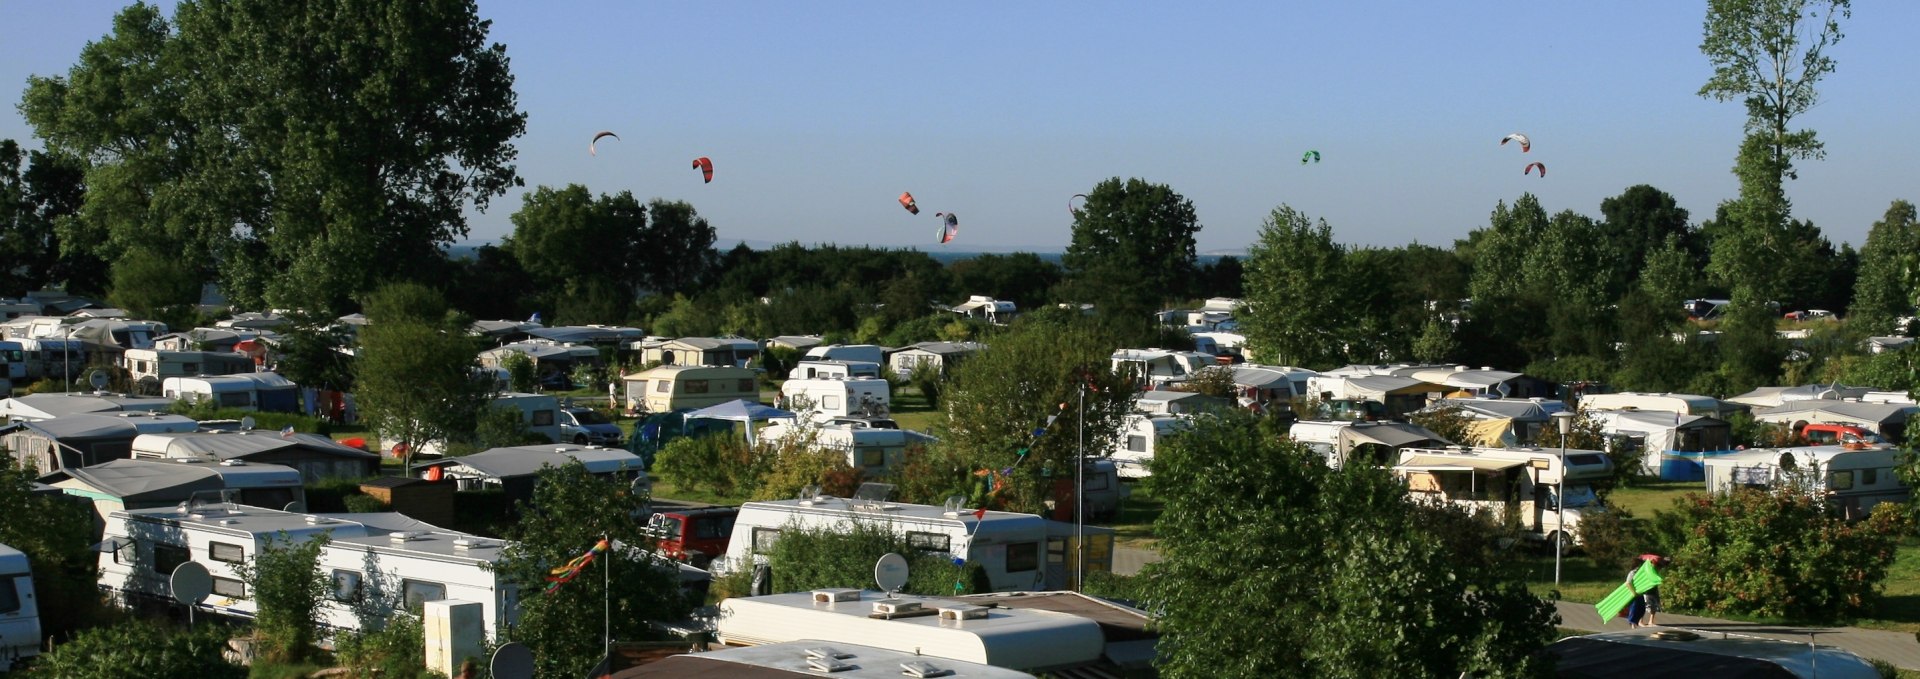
(209, 542, 245, 564)
(1005, 542, 1038, 573)
(181, 362, 199, 374)
(1863, 468, 1880, 486)
(1085, 471, 1110, 491)
(859, 448, 885, 469)
(332, 570, 363, 602)
(1830, 470, 1855, 490)
(738, 379, 756, 393)
(0, 575, 20, 614)
(684, 380, 710, 394)
(655, 380, 672, 393)
(153, 543, 189, 575)
(1127, 435, 1147, 453)
(531, 409, 555, 427)
(907, 532, 951, 553)
(218, 391, 251, 408)
(403, 579, 448, 613)
(752, 527, 782, 555)
(822, 395, 841, 411)
(212, 577, 246, 598)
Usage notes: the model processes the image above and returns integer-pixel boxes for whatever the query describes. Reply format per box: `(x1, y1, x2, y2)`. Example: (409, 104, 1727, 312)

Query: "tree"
(1698, 0, 1849, 303)
(495, 462, 690, 679)
(947, 252, 1061, 311)
(1143, 410, 1556, 678)
(1241, 205, 1347, 367)
(0, 459, 97, 640)
(353, 283, 492, 472)
(1659, 487, 1896, 621)
(233, 535, 330, 663)
(1597, 185, 1695, 301)
(0, 140, 89, 297)
(29, 621, 244, 679)
(1850, 200, 1918, 334)
(21, 0, 526, 314)
(1061, 178, 1200, 337)
(639, 199, 718, 295)
(927, 314, 1138, 515)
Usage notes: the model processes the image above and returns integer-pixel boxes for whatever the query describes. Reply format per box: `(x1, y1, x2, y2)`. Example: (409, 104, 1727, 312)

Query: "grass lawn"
(1110, 481, 1163, 548)
(888, 385, 943, 433)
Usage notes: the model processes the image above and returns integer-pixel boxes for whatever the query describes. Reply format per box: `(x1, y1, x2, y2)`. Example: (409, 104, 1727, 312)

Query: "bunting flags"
(544, 538, 610, 595)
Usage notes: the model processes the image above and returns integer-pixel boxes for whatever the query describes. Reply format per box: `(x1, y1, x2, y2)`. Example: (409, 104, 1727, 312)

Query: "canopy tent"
(1339, 422, 1449, 450)
(685, 399, 798, 446)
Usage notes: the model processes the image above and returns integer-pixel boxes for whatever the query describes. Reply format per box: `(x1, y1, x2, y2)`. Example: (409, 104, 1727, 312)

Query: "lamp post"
(62, 326, 73, 393)
(1075, 382, 1086, 592)
(1551, 410, 1575, 586)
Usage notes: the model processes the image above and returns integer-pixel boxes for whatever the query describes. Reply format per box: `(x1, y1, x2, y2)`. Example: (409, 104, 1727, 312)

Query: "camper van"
(1703, 445, 1909, 519)
(1110, 414, 1192, 479)
(7, 337, 87, 382)
(781, 377, 891, 423)
(756, 420, 937, 476)
(0, 544, 39, 672)
(622, 365, 760, 414)
(1392, 446, 1615, 547)
(788, 359, 882, 380)
(96, 503, 522, 639)
(0, 341, 22, 383)
(712, 497, 1115, 593)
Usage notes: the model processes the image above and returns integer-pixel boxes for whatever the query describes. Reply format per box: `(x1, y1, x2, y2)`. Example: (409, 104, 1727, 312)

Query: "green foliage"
(503, 351, 537, 393)
(1061, 177, 1200, 333)
(233, 534, 331, 663)
(1662, 487, 1897, 621)
(1173, 366, 1236, 399)
(342, 493, 387, 514)
(930, 314, 1138, 514)
(1144, 410, 1556, 678)
(270, 315, 356, 393)
(1852, 200, 1920, 334)
(354, 283, 492, 472)
(495, 461, 690, 679)
(169, 403, 334, 436)
(1411, 318, 1460, 364)
(21, 0, 526, 314)
(907, 360, 946, 409)
(652, 435, 765, 499)
(1241, 204, 1347, 367)
(765, 521, 990, 596)
(0, 139, 90, 297)
(1576, 505, 1642, 570)
(109, 247, 202, 327)
(504, 186, 718, 322)
(32, 621, 245, 679)
(754, 440, 863, 502)
(0, 458, 98, 639)
(1408, 404, 1474, 447)
(332, 613, 427, 679)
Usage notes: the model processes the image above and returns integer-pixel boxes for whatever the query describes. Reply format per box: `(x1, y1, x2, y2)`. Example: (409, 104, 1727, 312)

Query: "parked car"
(560, 407, 623, 446)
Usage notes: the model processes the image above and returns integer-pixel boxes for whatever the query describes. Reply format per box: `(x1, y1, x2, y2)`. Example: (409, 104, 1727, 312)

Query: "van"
(0, 543, 39, 671)
(1801, 423, 1883, 446)
(780, 377, 890, 423)
(621, 365, 760, 414)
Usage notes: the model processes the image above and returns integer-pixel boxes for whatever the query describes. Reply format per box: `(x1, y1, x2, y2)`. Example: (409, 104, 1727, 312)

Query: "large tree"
(1597, 185, 1694, 300)
(1241, 205, 1347, 368)
(1849, 201, 1917, 334)
(1143, 411, 1557, 678)
(20, 0, 525, 315)
(0, 141, 89, 296)
(1697, 0, 1849, 303)
(353, 282, 492, 472)
(1061, 177, 1200, 337)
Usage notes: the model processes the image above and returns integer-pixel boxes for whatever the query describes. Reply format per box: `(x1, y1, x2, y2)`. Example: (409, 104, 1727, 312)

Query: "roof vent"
(388, 531, 424, 543)
(218, 519, 239, 525)
(220, 459, 246, 466)
(901, 661, 955, 678)
(453, 538, 487, 550)
(1651, 630, 1701, 642)
(555, 447, 570, 454)
(872, 599, 921, 616)
(805, 656, 854, 673)
(304, 516, 334, 525)
(805, 647, 853, 660)
(812, 589, 862, 604)
(938, 605, 988, 622)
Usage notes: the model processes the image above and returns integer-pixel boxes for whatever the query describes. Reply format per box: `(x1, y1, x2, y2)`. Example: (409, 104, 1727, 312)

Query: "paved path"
(1554, 600, 1920, 669)
(1113, 546, 1161, 576)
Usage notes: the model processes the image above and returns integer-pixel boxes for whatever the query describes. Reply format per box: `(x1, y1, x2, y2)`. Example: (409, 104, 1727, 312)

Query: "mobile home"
(621, 365, 760, 414)
(1392, 446, 1615, 546)
(1703, 445, 1909, 519)
(713, 497, 1115, 593)
(0, 544, 38, 671)
(780, 377, 891, 423)
(803, 344, 886, 366)
(1110, 349, 1218, 388)
(756, 420, 938, 476)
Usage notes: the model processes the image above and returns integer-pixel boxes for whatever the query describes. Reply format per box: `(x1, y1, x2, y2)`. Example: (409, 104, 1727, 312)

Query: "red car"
(646, 505, 738, 568)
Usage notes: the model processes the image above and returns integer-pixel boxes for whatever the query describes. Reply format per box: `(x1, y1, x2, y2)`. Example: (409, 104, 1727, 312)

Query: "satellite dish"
(874, 552, 910, 596)
(240, 416, 257, 431)
(88, 369, 111, 391)
(489, 642, 534, 679)
(170, 561, 213, 605)
(283, 500, 307, 513)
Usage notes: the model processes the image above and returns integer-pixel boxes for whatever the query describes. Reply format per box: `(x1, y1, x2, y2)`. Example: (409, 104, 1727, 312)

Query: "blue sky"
(4, 2, 1916, 253)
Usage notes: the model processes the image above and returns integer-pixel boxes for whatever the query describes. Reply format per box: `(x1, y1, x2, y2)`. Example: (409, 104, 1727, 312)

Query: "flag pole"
(604, 533, 612, 663)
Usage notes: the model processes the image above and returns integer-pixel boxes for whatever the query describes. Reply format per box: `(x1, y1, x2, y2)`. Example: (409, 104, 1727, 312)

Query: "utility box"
(423, 599, 485, 676)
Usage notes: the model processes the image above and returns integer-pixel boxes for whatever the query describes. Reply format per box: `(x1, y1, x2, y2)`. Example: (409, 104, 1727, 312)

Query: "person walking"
(1638, 554, 1663, 627)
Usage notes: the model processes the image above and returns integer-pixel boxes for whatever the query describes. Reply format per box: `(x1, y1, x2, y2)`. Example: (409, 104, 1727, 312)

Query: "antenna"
(799, 484, 822, 500)
(874, 552, 910, 599)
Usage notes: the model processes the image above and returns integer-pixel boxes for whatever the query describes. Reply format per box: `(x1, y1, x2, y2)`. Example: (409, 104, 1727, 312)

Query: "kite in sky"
(1502, 133, 1531, 152)
(1525, 162, 1546, 177)
(691, 156, 713, 183)
(1068, 193, 1087, 217)
(899, 192, 920, 215)
(935, 212, 958, 244)
(589, 131, 619, 156)
(1301, 150, 1321, 165)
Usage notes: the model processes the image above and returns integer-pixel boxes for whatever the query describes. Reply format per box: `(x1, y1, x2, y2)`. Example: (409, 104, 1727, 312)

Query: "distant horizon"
(445, 239, 1250, 260)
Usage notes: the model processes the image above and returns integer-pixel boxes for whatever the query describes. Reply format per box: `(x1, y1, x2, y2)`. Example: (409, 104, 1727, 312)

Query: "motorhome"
(6, 337, 88, 382)
(621, 365, 760, 414)
(0, 341, 22, 383)
(756, 420, 937, 476)
(780, 377, 891, 424)
(0, 543, 39, 672)
(789, 359, 882, 380)
(1703, 444, 1909, 519)
(1110, 414, 1192, 479)
(712, 497, 1115, 593)
(96, 503, 522, 639)
(1392, 446, 1615, 547)
(716, 590, 1104, 674)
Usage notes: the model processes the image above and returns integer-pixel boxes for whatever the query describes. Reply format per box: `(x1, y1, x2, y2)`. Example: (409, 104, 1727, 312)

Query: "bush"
(907, 361, 945, 409)
(302, 476, 376, 513)
(753, 442, 863, 502)
(766, 521, 991, 596)
(167, 402, 336, 436)
(342, 493, 387, 513)
(332, 614, 426, 678)
(502, 351, 536, 393)
(1662, 487, 1899, 621)
(1576, 505, 1640, 570)
(33, 621, 245, 679)
(653, 434, 765, 498)
(234, 535, 331, 663)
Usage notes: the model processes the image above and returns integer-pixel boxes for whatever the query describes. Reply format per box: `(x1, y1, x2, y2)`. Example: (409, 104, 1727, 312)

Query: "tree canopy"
(1062, 177, 1200, 337)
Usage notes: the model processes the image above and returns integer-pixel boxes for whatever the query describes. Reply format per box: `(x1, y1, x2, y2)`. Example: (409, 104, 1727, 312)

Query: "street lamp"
(1550, 410, 1575, 586)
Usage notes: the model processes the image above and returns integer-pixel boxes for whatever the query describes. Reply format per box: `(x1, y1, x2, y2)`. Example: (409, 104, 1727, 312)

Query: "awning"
(1394, 455, 1527, 473)
(1342, 424, 1445, 448)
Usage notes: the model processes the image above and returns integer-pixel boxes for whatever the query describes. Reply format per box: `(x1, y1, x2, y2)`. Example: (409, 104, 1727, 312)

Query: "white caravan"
(788, 359, 882, 380)
(1393, 446, 1615, 547)
(712, 497, 1114, 593)
(802, 344, 885, 366)
(162, 375, 260, 411)
(1109, 414, 1192, 479)
(756, 420, 937, 476)
(96, 503, 521, 639)
(0, 544, 39, 672)
(780, 377, 891, 424)
(1703, 444, 1909, 520)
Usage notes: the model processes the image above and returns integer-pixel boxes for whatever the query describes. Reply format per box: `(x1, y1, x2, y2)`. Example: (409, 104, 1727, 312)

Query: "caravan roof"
(132, 431, 377, 462)
(426, 444, 641, 479)
(60, 458, 300, 503)
(718, 590, 1104, 672)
